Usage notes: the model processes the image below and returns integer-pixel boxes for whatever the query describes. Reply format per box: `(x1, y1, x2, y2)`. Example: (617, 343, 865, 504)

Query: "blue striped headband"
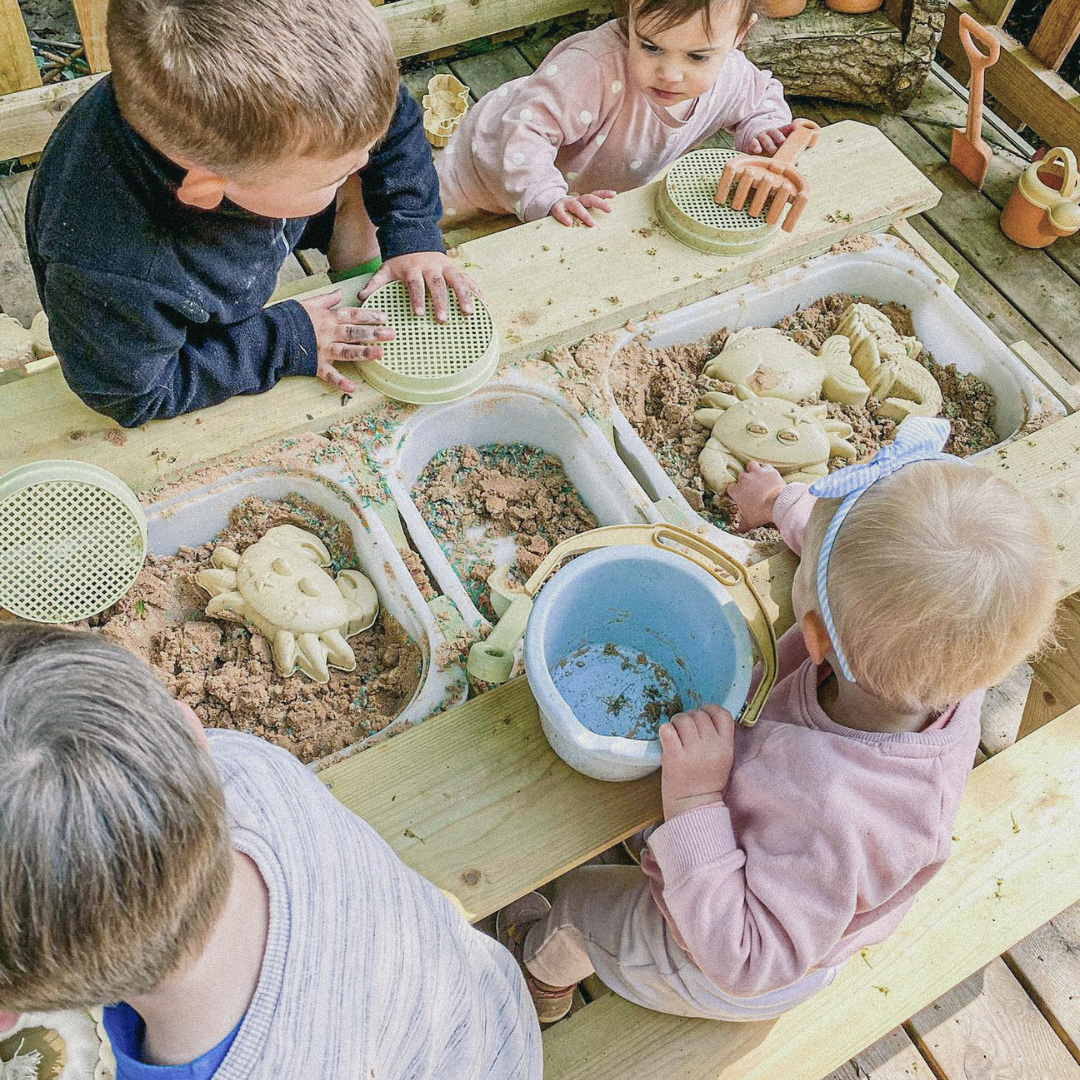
(807, 416, 954, 683)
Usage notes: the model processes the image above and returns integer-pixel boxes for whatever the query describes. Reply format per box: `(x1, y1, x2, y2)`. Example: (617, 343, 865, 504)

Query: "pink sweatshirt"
(640, 483, 984, 998)
(435, 21, 791, 222)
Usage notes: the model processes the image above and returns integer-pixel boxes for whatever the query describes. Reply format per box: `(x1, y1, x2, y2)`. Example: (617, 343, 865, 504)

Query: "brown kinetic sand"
(412, 444, 598, 621)
(90, 495, 422, 765)
(609, 293, 1000, 533)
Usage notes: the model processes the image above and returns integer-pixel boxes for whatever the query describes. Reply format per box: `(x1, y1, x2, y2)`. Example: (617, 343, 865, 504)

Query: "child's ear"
(800, 610, 833, 666)
(176, 165, 228, 210)
(735, 13, 758, 45)
(0, 1011, 20, 1035)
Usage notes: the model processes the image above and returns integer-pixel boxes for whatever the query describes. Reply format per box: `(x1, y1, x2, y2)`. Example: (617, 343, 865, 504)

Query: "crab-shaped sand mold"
(695, 390, 857, 493)
(703, 326, 871, 407)
(834, 303, 942, 422)
(423, 73, 469, 148)
(196, 524, 379, 684)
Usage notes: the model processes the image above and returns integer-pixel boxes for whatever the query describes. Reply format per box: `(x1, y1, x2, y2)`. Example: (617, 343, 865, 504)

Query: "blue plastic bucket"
(524, 545, 754, 781)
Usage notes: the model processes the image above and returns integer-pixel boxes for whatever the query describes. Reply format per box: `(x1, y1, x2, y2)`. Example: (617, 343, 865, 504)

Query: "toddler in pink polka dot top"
(436, 0, 793, 227)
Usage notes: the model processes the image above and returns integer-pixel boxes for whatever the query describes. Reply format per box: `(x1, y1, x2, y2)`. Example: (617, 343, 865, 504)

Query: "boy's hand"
(297, 289, 395, 394)
(549, 190, 617, 227)
(660, 706, 736, 821)
(726, 461, 786, 531)
(359, 251, 482, 323)
(747, 123, 797, 157)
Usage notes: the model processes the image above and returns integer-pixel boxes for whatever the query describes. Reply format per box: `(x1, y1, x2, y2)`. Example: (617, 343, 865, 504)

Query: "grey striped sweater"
(205, 731, 542, 1079)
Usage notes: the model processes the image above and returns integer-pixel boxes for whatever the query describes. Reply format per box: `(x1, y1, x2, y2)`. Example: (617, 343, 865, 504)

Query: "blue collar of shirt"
(103, 1003, 244, 1080)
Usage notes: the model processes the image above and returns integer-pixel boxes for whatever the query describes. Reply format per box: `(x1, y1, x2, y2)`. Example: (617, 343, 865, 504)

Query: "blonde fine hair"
(0, 624, 232, 1012)
(806, 460, 1058, 711)
(107, 0, 400, 179)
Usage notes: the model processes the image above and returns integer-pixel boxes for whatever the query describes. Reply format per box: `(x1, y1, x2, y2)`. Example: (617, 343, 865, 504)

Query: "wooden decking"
(2, 31, 1080, 1079)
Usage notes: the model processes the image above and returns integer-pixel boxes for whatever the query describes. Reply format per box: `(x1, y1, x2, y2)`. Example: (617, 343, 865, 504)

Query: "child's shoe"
(496, 893, 577, 1023)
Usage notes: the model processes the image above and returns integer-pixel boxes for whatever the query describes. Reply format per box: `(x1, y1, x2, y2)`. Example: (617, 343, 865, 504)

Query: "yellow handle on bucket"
(466, 523, 778, 727)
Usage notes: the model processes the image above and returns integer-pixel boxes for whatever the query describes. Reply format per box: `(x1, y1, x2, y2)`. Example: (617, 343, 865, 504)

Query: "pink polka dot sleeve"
(495, 50, 612, 222)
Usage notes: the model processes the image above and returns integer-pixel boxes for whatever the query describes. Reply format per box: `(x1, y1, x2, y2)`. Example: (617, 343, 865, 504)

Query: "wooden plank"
(0, 0, 42, 95)
(70, 0, 110, 73)
(319, 552, 796, 924)
(969, 0, 1018, 26)
(888, 217, 960, 290)
(542, 704, 1080, 1079)
(1028, 0, 1080, 72)
(0, 171, 40, 326)
(940, 1, 1080, 153)
(824, 1028, 931, 1080)
(1004, 899, 1080, 1060)
(814, 102, 1080, 370)
(1019, 595, 1080, 739)
(0, 120, 939, 492)
(980, 662, 1034, 756)
(978, 418, 1080, 601)
(905, 957, 1080, 1079)
(899, 214, 1079, 387)
(382, 0, 592, 61)
(0, 74, 106, 163)
(449, 46, 531, 99)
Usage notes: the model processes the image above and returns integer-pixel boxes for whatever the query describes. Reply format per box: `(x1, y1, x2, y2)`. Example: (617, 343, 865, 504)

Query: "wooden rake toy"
(714, 118, 821, 232)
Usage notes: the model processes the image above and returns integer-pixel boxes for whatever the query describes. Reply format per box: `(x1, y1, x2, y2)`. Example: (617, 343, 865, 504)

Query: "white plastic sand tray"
(0, 460, 148, 623)
(359, 280, 499, 405)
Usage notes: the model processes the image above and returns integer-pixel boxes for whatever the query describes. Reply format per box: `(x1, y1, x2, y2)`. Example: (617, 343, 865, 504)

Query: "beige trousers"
(523, 864, 835, 1021)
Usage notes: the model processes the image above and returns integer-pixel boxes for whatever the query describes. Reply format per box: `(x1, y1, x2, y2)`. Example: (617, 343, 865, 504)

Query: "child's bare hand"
(359, 251, 482, 323)
(747, 123, 797, 157)
(297, 288, 395, 394)
(549, 190, 616, 227)
(659, 705, 735, 821)
(726, 461, 786, 531)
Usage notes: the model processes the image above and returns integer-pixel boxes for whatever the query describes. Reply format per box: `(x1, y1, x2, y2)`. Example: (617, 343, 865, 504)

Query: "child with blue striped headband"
(498, 418, 1059, 1025)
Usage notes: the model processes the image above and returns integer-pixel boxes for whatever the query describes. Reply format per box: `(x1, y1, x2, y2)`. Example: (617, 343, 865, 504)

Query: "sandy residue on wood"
(607, 292, 999, 532)
(91, 494, 423, 764)
(412, 444, 598, 621)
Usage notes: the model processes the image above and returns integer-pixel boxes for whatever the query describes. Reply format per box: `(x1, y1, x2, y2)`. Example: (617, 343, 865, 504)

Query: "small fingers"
(444, 267, 477, 316)
(701, 705, 734, 733)
(404, 272, 427, 317)
(551, 201, 575, 227)
(327, 343, 385, 363)
(336, 306, 389, 327)
(318, 365, 357, 393)
(358, 269, 390, 301)
(337, 322, 395, 345)
(580, 194, 613, 213)
(425, 270, 450, 322)
(569, 199, 596, 226)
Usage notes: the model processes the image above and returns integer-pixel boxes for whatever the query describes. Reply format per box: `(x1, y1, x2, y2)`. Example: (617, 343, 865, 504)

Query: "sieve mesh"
(0, 479, 146, 622)
(360, 281, 495, 379)
(664, 148, 772, 237)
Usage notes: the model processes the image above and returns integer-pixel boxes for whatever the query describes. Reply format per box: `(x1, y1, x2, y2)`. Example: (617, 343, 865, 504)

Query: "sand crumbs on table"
(88, 494, 423, 765)
(412, 444, 597, 621)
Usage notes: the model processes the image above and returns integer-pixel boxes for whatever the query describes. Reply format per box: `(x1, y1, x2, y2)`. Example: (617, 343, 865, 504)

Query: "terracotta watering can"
(1000, 147, 1080, 248)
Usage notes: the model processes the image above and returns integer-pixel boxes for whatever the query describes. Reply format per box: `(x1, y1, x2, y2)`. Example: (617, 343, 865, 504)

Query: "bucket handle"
(1034, 147, 1079, 199)
(466, 523, 778, 727)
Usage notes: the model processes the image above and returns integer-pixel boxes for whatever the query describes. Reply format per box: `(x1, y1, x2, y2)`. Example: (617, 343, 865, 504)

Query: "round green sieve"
(657, 148, 778, 256)
(0, 460, 147, 623)
(358, 280, 499, 405)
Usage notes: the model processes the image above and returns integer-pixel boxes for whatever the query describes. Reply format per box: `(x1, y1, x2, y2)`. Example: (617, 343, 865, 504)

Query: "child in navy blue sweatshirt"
(26, 0, 479, 428)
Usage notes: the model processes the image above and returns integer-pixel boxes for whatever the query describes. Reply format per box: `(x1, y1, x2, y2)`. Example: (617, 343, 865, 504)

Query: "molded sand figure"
(702, 326, 871, 407)
(196, 524, 379, 684)
(695, 390, 857, 492)
(423, 73, 469, 148)
(0, 314, 34, 371)
(835, 303, 942, 422)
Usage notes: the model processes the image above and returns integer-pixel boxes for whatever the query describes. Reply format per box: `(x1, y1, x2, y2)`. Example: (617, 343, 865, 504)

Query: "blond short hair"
(805, 461, 1058, 711)
(0, 624, 232, 1012)
(108, 0, 399, 179)
(614, 0, 759, 36)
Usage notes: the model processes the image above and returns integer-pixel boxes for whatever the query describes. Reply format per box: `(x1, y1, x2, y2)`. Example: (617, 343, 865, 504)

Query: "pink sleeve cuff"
(772, 482, 816, 557)
(520, 182, 570, 222)
(647, 802, 738, 880)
